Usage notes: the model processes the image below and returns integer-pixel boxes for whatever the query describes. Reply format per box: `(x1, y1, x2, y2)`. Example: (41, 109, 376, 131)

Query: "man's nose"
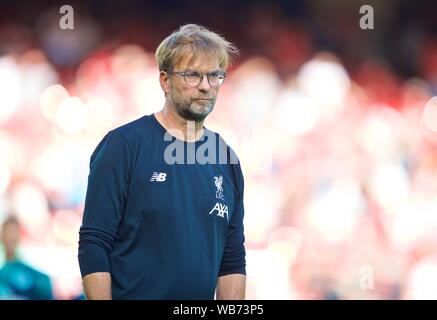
(197, 75, 211, 92)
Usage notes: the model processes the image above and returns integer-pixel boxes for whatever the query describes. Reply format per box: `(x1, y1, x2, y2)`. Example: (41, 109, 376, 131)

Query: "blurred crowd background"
(1, 0, 437, 299)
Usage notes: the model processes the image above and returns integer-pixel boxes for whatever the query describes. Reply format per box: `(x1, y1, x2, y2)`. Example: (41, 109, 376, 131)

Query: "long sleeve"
(78, 131, 133, 277)
(218, 161, 246, 276)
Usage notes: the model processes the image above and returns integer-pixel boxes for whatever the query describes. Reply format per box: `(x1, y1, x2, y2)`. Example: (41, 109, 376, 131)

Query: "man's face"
(166, 53, 222, 122)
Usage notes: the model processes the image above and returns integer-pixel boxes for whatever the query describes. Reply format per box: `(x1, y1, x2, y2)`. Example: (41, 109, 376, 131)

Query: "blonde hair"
(155, 24, 238, 72)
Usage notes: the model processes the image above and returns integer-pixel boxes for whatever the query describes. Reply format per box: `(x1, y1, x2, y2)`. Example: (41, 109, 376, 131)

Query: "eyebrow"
(184, 69, 222, 73)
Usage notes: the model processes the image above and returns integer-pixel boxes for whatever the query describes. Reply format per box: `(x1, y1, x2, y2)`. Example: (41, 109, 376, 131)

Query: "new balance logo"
(150, 172, 167, 182)
(209, 202, 229, 220)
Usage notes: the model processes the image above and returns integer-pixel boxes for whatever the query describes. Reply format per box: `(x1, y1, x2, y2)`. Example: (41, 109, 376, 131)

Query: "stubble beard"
(170, 91, 216, 122)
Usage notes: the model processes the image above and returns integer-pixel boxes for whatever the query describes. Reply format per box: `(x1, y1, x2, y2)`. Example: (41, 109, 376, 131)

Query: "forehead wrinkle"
(173, 45, 221, 72)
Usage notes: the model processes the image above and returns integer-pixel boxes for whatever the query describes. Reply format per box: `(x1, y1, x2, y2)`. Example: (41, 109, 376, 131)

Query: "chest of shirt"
(125, 141, 237, 227)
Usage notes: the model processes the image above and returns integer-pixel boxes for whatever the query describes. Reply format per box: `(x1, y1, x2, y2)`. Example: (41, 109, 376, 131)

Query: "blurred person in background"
(0, 216, 53, 300)
(78, 24, 246, 300)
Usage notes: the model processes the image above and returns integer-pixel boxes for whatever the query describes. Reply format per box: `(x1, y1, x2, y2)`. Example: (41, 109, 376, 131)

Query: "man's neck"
(6, 251, 16, 261)
(155, 104, 205, 142)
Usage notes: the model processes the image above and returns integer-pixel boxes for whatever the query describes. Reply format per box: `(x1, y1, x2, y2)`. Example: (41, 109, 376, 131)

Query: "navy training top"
(78, 114, 246, 299)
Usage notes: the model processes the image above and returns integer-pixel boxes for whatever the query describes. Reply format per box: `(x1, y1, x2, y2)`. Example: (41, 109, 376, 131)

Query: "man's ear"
(159, 71, 170, 95)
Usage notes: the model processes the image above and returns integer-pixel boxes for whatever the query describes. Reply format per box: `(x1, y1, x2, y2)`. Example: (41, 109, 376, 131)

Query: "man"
(0, 216, 53, 300)
(78, 24, 246, 300)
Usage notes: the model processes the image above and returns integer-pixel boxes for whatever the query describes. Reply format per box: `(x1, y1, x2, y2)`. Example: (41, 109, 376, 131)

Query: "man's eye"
(185, 71, 201, 78)
(210, 72, 224, 79)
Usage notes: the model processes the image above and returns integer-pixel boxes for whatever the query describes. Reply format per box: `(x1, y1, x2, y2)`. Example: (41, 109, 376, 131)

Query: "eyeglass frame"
(165, 69, 227, 88)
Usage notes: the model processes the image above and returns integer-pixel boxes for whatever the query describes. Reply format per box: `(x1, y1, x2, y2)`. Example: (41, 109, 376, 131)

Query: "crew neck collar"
(150, 113, 207, 144)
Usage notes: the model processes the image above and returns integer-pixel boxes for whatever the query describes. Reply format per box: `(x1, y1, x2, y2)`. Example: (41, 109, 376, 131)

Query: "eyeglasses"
(167, 70, 227, 87)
